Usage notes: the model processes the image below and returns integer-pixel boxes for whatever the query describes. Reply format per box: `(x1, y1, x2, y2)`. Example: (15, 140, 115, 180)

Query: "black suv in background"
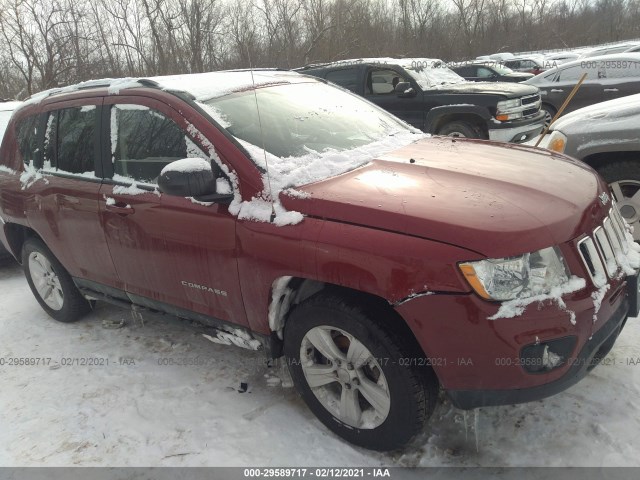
(297, 58, 545, 142)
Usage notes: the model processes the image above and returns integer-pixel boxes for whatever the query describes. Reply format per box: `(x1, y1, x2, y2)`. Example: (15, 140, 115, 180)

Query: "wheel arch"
(267, 276, 429, 362)
(3, 223, 41, 264)
(581, 151, 639, 171)
(425, 105, 490, 137)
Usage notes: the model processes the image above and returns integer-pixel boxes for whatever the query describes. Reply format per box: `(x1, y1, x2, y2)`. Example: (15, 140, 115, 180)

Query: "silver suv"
(537, 93, 640, 240)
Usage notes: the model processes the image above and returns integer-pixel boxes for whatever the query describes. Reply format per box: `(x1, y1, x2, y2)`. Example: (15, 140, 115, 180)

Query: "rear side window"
(325, 68, 359, 92)
(110, 105, 188, 184)
(15, 115, 40, 167)
(43, 106, 97, 174)
(604, 61, 640, 80)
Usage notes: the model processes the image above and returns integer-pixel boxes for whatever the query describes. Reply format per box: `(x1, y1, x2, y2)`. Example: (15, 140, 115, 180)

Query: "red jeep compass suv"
(0, 71, 638, 451)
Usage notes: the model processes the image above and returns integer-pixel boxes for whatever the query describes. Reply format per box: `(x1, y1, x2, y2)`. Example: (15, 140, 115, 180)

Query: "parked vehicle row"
(297, 58, 545, 142)
(2, 70, 638, 451)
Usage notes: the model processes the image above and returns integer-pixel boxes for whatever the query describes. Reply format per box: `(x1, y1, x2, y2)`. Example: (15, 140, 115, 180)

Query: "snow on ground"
(1, 256, 640, 467)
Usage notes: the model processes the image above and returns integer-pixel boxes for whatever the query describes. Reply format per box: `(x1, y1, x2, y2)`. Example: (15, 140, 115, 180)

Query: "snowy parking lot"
(1, 255, 639, 467)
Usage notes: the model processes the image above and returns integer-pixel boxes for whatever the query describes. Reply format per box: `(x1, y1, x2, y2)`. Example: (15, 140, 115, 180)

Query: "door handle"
(550, 89, 564, 93)
(105, 202, 135, 215)
(604, 88, 619, 92)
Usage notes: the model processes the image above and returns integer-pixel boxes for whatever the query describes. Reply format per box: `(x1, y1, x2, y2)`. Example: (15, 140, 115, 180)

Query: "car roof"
(526, 52, 640, 82)
(297, 57, 444, 71)
(24, 69, 316, 106)
(535, 52, 640, 75)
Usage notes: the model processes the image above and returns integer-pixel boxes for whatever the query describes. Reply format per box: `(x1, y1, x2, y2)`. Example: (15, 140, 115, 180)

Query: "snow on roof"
(549, 51, 640, 72)
(149, 70, 308, 101)
(25, 70, 313, 104)
(319, 58, 464, 88)
(324, 57, 444, 68)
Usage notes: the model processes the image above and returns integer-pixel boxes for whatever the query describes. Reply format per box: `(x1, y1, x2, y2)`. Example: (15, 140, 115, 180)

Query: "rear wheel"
(284, 291, 438, 450)
(22, 237, 92, 322)
(597, 160, 640, 241)
(437, 121, 484, 139)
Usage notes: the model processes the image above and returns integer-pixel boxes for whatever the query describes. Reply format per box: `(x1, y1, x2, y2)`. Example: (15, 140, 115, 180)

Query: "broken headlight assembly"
(459, 246, 570, 301)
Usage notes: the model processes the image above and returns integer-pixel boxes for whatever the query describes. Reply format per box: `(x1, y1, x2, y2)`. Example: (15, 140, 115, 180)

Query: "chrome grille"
(578, 203, 632, 285)
(520, 93, 541, 118)
(521, 93, 541, 106)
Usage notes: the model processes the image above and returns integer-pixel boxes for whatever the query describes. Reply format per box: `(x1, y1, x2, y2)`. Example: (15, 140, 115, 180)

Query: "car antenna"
(247, 47, 277, 223)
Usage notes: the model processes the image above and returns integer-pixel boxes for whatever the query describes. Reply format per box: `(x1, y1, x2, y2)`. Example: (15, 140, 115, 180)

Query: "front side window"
(367, 69, 409, 95)
(110, 105, 191, 184)
(43, 106, 96, 174)
(477, 67, 494, 78)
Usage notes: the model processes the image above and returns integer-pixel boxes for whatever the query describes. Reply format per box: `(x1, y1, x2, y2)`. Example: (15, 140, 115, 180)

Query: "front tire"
(541, 104, 557, 128)
(437, 121, 484, 139)
(22, 237, 91, 322)
(284, 292, 438, 450)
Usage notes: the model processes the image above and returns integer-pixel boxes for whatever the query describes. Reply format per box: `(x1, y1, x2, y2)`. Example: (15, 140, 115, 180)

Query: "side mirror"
(395, 82, 416, 97)
(158, 158, 233, 203)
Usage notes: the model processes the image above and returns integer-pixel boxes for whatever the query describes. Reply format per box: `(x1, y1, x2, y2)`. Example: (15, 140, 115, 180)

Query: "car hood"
(551, 93, 640, 157)
(282, 138, 608, 258)
(552, 93, 640, 131)
(430, 81, 539, 98)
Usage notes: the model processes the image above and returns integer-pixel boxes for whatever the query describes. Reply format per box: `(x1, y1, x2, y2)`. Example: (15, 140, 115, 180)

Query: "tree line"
(1, 0, 639, 99)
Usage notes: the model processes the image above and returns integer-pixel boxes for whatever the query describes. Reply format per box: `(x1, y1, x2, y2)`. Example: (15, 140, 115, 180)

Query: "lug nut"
(352, 378, 360, 386)
(344, 383, 351, 389)
(347, 363, 354, 370)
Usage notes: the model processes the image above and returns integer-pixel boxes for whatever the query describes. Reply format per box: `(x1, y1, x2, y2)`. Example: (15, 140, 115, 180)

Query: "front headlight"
(459, 246, 570, 301)
(497, 98, 521, 110)
(546, 131, 567, 153)
(496, 98, 524, 121)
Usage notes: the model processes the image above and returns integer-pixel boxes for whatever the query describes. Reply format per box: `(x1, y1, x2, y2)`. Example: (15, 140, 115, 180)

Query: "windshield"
(205, 82, 413, 159)
(402, 62, 465, 88)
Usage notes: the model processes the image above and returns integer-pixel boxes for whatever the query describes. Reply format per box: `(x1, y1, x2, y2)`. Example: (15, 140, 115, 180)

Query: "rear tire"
(284, 291, 438, 451)
(437, 121, 484, 139)
(22, 237, 91, 322)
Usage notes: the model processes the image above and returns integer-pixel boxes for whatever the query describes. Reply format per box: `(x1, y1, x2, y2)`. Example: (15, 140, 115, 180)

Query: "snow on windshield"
(201, 82, 424, 226)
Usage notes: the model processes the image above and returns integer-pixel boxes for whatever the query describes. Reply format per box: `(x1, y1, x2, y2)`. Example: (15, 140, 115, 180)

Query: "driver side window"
(111, 104, 206, 184)
(367, 69, 408, 95)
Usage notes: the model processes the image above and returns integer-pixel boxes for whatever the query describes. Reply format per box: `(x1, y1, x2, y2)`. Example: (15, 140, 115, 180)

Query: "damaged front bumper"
(447, 295, 630, 409)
